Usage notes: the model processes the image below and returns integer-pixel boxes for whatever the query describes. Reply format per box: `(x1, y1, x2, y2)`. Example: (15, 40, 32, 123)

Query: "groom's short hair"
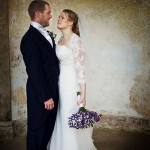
(28, 0, 49, 20)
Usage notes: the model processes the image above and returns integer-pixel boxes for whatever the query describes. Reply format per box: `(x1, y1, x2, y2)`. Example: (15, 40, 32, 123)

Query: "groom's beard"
(40, 19, 50, 28)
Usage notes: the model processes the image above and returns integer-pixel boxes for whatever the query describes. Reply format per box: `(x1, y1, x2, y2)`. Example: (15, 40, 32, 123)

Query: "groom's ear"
(35, 11, 42, 20)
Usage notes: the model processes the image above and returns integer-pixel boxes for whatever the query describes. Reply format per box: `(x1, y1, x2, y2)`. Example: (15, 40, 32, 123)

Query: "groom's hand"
(44, 98, 54, 110)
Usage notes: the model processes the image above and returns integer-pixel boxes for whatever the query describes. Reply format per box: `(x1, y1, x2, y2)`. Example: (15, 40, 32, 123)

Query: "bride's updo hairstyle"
(62, 9, 80, 36)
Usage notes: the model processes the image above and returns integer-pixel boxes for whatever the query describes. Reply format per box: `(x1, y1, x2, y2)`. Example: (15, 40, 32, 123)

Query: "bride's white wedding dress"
(47, 33, 97, 150)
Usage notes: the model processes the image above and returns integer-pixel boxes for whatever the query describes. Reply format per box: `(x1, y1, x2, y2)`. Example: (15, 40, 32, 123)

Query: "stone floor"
(0, 128, 150, 150)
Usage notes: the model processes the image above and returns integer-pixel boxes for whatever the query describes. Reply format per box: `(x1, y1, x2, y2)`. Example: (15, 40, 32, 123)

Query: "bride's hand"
(77, 97, 86, 107)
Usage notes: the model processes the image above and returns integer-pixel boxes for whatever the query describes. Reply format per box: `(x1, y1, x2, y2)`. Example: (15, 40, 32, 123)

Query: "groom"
(20, 1, 59, 150)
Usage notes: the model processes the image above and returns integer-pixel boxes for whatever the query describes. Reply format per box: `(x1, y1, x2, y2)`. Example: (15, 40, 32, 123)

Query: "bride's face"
(57, 12, 73, 30)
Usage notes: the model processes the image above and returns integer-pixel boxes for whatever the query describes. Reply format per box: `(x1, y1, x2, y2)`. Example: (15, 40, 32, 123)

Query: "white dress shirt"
(31, 21, 53, 47)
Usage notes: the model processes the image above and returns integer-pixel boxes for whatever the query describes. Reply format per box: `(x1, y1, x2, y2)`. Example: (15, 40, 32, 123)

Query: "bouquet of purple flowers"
(68, 92, 102, 129)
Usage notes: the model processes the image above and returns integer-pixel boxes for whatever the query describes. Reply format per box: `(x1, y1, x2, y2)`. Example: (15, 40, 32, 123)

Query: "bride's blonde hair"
(62, 9, 80, 36)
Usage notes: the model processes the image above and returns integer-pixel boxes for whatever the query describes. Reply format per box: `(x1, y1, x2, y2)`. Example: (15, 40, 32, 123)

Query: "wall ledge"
(95, 115, 150, 134)
(0, 121, 13, 142)
(1, 115, 150, 141)
(12, 119, 27, 137)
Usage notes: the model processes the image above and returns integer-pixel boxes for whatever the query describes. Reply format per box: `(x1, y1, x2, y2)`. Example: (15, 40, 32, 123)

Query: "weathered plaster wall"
(0, 0, 13, 141)
(0, 0, 11, 122)
(9, 0, 28, 120)
(9, 0, 150, 120)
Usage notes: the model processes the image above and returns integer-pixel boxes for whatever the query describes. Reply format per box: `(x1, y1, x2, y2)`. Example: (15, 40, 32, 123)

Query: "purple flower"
(68, 92, 102, 129)
(68, 107, 102, 129)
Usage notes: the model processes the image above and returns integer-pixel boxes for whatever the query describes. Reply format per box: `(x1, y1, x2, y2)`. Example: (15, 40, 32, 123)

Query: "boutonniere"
(47, 30, 57, 39)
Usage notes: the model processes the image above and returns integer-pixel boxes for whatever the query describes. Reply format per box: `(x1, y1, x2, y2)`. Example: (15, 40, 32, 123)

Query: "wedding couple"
(20, 1, 96, 150)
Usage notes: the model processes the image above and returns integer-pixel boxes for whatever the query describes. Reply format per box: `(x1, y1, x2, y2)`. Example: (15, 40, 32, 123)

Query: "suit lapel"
(29, 25, 55, 50)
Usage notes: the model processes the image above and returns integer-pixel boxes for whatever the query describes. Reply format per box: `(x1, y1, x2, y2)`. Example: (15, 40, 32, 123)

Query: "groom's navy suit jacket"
(20, 25, 60, 130)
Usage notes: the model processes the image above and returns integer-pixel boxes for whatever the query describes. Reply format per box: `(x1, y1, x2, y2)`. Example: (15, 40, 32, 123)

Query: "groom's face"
(39, 4, 52, 27)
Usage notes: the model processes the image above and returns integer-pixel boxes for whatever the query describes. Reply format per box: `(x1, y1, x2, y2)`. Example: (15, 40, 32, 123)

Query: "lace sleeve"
(71, 34, 86, 84)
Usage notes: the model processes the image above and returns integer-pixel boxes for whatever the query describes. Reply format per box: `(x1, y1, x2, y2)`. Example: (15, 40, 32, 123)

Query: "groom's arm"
(20, 36, 52, 103)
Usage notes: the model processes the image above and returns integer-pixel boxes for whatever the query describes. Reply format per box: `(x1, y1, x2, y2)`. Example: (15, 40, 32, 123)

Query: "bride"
(47, 9, 97, 150)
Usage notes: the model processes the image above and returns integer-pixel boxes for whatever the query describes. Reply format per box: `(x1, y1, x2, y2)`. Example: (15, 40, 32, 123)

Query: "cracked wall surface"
(9, 0, 150, 120)
(0, 0, 11, 122)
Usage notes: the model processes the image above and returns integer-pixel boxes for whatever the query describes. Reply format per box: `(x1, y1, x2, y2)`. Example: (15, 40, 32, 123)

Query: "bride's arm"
(78, 83, 86, 106)
(72, 35, 86, 106)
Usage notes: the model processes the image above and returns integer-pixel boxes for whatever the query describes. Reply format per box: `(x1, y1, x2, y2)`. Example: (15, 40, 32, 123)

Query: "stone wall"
(8, 0, 150, 134)
(0, 0, 13, 141)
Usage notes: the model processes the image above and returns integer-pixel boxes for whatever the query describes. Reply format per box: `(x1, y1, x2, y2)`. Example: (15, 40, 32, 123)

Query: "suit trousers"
(27, 110, 57, 150)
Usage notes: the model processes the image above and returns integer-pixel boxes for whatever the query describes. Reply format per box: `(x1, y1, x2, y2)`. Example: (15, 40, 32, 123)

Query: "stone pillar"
(0, 0, 13, 141)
